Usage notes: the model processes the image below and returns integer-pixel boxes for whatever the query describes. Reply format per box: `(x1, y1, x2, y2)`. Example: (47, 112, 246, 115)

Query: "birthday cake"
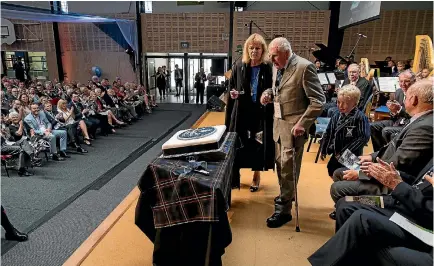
(162, 125, 227, 156)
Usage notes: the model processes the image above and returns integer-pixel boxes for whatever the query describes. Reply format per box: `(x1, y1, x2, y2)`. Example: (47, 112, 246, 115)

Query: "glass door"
(169, 58, 184, 95)
(147, 59, 157, 97)
(189, 58, 199, 95)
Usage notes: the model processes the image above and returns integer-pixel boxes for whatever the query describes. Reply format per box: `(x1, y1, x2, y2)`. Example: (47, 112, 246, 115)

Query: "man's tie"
(275, 69, 283, 87)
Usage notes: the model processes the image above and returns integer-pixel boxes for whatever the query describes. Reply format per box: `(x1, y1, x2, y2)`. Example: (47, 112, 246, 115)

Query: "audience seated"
(370, 70, 415, 151)
(324, 63, 371, 117)
(1, 75, 157, 176)
(309, 158, 433, 266)
(25, 103, 68, 160)
(329, 79, 433, 212)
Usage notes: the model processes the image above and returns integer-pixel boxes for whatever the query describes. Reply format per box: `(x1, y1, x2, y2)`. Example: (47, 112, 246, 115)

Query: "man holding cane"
(260, 37, 325, 228)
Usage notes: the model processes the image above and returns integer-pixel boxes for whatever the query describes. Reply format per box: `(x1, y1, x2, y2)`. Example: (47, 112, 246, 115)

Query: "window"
(144, 1, 152, 13)
(235, 6, 243, 12)
(60, 1, 68, 13)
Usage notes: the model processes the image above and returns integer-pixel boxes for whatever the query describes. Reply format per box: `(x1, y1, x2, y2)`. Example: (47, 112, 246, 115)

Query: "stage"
(64, 111, 374, 266)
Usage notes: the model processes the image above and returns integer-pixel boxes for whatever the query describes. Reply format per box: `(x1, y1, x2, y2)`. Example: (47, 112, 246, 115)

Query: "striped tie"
(275, 69, 283, 87)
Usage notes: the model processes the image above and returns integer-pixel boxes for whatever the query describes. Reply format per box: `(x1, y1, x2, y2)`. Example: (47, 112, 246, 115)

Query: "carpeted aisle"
(76, 111, 373, 266)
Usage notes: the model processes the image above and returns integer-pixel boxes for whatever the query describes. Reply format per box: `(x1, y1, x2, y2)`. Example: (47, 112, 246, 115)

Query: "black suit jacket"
(69, 101, 84, 120)
(343, 77, 371, 110)
(386, 159, 433, 230)
(102, 93, 115, 108)
(373, 111, 433, 179)
(390, 88, 410, 125)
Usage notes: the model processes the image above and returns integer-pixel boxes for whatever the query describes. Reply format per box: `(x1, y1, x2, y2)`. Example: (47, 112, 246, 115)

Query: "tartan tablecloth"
(137, 132, 236, 229)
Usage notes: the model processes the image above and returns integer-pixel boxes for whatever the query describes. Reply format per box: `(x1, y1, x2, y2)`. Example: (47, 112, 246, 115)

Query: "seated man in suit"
(329, 79, 433, 218)
(24, 103, 68, 161)
(327, 63, 371, 117)
(370, 70, 415, 151)
(309, 159, 433, 266)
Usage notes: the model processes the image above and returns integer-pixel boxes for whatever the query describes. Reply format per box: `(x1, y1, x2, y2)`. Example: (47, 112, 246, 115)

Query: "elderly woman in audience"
(8, 112, 43, 166)
(320, 85, 371, 178)
(57, 99, 91, 147)
(1, 115, 33, 176)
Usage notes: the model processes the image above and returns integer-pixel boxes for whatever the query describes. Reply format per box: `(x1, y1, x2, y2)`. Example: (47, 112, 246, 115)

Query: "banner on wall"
(1, 18, 16, 45)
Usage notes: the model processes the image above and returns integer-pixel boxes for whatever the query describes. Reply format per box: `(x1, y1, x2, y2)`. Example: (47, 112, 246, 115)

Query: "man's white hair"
(8, 112, 19, 119)
(407, 79, 434, 104)
(348, 63, 361, 72)
(269, 37, 293, 54)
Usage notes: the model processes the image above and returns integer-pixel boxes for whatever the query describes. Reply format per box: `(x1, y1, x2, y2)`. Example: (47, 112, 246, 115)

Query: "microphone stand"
(248, 20, 271, 40)
(347, 34, 364, 61)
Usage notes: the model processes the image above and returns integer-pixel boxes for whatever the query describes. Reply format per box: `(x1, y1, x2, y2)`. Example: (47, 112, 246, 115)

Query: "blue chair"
(375, 105, 389, 113)
(307, 118, 331, 163)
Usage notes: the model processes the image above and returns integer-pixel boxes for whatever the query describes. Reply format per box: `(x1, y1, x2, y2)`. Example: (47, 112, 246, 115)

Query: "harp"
(412, 35, 434, 76)
(360, 58, 376, 80)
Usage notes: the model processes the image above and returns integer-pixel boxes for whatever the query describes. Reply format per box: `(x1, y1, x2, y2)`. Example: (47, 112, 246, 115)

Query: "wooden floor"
(64, 111, 373, 266)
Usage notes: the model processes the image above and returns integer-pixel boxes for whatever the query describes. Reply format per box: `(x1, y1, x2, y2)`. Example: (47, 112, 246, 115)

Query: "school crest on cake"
(178, 127, 217, 140)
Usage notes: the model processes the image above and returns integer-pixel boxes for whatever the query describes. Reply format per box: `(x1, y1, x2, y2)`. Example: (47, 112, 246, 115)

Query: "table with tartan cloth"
(135, 132, 236, 266)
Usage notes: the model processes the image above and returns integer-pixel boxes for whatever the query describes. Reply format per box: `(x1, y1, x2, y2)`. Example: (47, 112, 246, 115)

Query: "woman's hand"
(230, 89, 239, 99)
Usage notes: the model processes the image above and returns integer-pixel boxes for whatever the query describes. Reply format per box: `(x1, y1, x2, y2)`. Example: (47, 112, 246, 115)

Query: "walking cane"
(293, 135, 301, 232)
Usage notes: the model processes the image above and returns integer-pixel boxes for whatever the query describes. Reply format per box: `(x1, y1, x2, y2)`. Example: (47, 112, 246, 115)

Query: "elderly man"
(330, 79, 433, 211)
(309, 159, 433, 266)
(260, 37, 325, 228)
(325, 63, 371, 117)
(370, 70, 415, 151)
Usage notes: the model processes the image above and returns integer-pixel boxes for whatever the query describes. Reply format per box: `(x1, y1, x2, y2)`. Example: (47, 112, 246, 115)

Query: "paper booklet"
(390, 212, 433, 247)
(345, 196, 384, 208)
(338, 149, 361, 171)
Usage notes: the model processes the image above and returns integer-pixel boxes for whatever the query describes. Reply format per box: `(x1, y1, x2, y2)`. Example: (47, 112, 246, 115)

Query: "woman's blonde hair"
(338, 84, 361, 104)
(57, 99, 68, 111)
(242, 33, 268, 64)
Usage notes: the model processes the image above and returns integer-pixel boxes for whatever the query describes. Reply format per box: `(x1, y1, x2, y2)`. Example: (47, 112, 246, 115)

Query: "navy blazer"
(321, 108, 370, 157)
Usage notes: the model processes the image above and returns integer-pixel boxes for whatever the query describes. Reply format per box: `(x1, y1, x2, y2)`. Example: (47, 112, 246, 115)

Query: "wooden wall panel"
(234, 11, 330, 62)
(141, 13, 230, 53)
(341, 10, 433, 62)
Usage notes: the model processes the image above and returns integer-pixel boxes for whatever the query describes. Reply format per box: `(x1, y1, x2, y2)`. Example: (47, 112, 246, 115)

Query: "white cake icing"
(162, 125, 227, 150)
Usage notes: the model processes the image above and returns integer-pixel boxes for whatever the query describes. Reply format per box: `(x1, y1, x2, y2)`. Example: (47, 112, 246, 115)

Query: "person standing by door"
(13, 57, 25, 82)
(156, 67, 166, 100)
(195, 67, 207, 104)
(174, 64, 183, 97)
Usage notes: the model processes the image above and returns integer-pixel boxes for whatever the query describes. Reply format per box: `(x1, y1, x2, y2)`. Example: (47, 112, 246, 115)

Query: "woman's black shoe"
(5, 228, 28, 242)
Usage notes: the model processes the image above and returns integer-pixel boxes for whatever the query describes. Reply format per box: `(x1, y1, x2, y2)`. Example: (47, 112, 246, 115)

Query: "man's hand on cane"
(292, 123, 305, 137)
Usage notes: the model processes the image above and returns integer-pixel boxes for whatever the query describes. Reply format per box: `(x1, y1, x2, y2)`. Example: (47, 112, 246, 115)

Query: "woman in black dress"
(156, 67, 167, 100)
(225, 33, 274, 192)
